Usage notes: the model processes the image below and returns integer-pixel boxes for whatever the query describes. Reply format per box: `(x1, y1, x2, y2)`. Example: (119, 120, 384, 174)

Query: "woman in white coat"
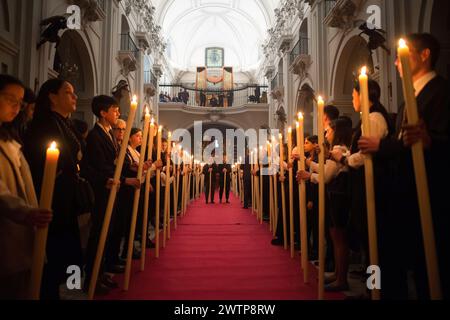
(0, 74, 52, 299)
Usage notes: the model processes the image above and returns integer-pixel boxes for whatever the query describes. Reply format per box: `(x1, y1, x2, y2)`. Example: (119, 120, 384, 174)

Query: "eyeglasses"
(0, 93, 26, 108)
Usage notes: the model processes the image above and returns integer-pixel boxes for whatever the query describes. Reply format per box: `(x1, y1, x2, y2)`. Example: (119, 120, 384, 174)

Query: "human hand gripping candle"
(29, 142, 59, 299)
(88, 94, 137, 299)
(124, 106, 150, 290)
(317, 96, 325, 300)
(163, 132, 172, 247)
(359, 67, 380, 300)
(279, 133, 287, 250)
(141, 116, 155, 271)
(297, 113, 309, 282)
(397, 39, 441, 299)
(155, 125, 163, 258)
(287, 126, 294, 258)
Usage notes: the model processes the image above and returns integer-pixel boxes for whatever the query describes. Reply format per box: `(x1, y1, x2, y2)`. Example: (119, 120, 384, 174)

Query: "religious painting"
(205, 47, 224, 68)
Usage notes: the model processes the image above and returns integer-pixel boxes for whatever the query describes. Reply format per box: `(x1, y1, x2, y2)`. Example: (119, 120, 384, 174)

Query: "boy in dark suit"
(82, 95, 124, 294)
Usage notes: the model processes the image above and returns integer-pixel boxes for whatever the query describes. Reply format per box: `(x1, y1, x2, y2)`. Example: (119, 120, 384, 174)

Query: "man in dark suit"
(81, 95, 127, 294)
(218, 155, 232, 203)
(203, 158, 218, 204)
(359, 33, 449, 299)
(242, 149, 252, 209)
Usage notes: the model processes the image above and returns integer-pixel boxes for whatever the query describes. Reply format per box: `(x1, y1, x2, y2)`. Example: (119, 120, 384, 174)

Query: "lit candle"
(30, 141, 60, 299)
(359, 66, 380, 298)
(163, 132, 172, 247)
(397, 39, 441, 299)
(279, 133, 287, 250)
(287, 127, 294, 258)
(317, 95, 325, 300)
(124, 105, 150, 290)
(297, 113, 308, 282)
(141, 116, 155, 271)
(155, 125, 163, 258)
(88, 94, 137, 299)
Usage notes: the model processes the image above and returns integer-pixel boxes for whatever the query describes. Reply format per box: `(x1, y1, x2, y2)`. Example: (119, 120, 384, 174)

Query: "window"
(205, 47, 224, 68)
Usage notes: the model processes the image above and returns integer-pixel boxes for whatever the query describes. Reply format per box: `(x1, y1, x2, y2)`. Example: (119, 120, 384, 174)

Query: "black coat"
(24, 111, 81, 232)
(218, 163, 232, 183)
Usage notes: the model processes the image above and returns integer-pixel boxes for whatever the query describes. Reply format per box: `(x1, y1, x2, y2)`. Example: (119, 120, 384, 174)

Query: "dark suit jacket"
(202, 163, 218, 182)
(218, 163, 232, 183)
(81, 124, 122, 202)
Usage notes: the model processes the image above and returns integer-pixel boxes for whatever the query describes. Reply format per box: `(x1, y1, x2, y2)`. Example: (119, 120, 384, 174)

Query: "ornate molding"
(289, 54, 312, 80)
(72, 0, 105, 23)
(121, 0, 166, 57)
(323, 0, 363, 29)
(117, 51, 137, 77)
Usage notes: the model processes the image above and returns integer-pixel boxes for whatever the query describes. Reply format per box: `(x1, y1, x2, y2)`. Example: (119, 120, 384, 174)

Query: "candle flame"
(296, 121, 300, 128)
(318, 96, 324, 103)
(360, 66, 367, 76)
(151, 118, 155, 125)
(159, 125, 163, 132)
(298, 112, 303, 120)
(145, 106, 149, 115)
(168, 131, 172, 138)
(399, 38, 407, 48)
(50, 141, 57, 150)
(288, 127, 292, 133)
(132, 95, 137, 104)
(279, 133, 283, 139)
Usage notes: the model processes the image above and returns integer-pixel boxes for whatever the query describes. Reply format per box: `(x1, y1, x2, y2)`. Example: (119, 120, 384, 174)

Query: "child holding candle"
(0, 74, 53, 299)
(81, 95, 128, 294)
(331, 79, 392, 291)
(298, 117, 353, 292)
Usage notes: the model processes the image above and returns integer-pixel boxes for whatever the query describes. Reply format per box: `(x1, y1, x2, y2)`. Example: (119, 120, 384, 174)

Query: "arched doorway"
(430, 0, 450, 79)
(53, 30, 96, 124)
(332, 36, 373, 122)
(296, 83, 315, 136)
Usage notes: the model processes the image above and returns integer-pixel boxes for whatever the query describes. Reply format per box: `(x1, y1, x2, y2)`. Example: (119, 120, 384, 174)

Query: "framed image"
(205, 47, 224, 68)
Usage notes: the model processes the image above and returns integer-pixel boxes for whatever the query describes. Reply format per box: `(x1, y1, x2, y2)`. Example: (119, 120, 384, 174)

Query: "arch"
(295, 79, 315, 136)
(121, 14, 130, 34)
(330, 35, 373, 103)
(51, 30, 96, 123)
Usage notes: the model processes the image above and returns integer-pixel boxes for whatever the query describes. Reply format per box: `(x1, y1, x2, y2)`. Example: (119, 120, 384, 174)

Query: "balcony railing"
(120, 33, 139, 60)
(158, 84, 269, 108)
(144, 70, 158, 88)
(290, 37, 309, 65)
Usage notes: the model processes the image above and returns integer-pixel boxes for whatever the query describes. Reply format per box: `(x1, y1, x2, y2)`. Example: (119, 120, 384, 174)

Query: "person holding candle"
(304, 135, 319, 261)
(24, 79, 84, 299)
(218, 154, 232, 204)
(81, 95, 129, 294)
(298, 117, 353, 292)
(359, 34, 449, 299)
(202, 155, 218, 204)
(0, 74, 53, 299)
(331, 79, 393, 290)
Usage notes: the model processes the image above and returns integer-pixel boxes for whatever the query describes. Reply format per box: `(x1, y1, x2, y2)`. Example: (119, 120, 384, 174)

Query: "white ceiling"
(152, 0, 280, 72)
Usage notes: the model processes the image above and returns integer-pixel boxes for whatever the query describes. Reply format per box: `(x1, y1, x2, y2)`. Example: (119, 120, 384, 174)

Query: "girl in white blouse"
(298, 116, 353, 292)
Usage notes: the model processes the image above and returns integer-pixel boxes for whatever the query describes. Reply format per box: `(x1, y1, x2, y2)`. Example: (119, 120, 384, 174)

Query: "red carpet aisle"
(100, 193, 344, 300)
